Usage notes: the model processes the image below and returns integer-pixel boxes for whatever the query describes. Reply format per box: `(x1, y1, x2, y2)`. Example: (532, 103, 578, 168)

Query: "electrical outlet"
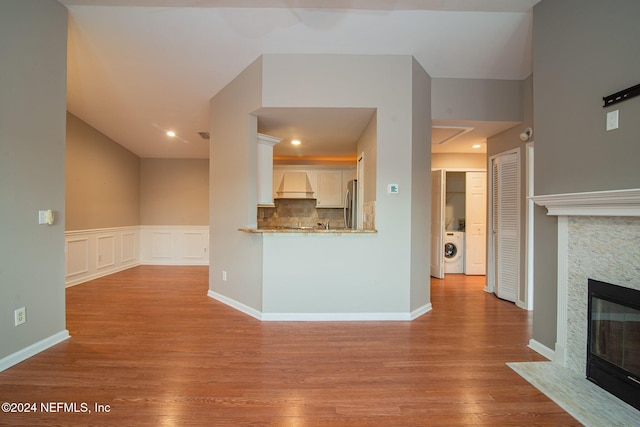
(14, 307, 26, 326)
(222, 271, 227, 281)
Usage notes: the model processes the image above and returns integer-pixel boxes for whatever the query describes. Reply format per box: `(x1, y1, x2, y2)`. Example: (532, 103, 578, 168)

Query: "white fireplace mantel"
(531, 188, 640, 217)
(531, 188, 640, 367)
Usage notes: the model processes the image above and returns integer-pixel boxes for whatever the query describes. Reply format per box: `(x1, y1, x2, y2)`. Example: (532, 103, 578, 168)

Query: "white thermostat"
(387, 184, 399, 194)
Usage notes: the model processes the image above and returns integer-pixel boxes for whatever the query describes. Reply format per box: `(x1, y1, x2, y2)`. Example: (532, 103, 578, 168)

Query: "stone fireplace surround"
(515, 188, 640, 425)
(532, 188, 640, 372)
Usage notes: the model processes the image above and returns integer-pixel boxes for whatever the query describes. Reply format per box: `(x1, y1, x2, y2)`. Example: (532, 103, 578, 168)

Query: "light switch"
(606, 110, 619, 131)
(387, 184, 399, 194)
(38, 209, 54, 225)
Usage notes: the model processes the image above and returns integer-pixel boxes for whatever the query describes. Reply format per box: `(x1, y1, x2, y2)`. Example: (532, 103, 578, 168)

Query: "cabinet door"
(316, 170, 343, 208)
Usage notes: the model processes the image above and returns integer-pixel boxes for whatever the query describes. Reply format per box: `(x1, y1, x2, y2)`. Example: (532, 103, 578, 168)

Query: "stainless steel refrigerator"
(344, 179, 358, 229)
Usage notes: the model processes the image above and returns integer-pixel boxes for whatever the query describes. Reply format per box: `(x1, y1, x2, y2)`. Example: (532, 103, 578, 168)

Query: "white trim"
(65, 226, 140, 287)
(65, 225, 209, 286)
(207, 290, 432, 322)
(140, 225, 209, 265)
(528, 339, 555, 361)
(410, 303, 432, 320)
(261, 312, 416, 321)
(0, 330, 70, 372)
(66, 264, 140, 288)
(524, 142, 534, 310)
(555, 216, 569, 366)
(531, 188, 640, 216)
(207, 290, 262, 321)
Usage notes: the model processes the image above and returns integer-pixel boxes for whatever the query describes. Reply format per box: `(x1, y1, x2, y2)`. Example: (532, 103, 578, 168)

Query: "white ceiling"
(61, 0, 539, 159)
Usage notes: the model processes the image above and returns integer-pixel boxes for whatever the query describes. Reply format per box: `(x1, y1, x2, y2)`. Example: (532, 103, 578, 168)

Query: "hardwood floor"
(0, 266, 580, 426)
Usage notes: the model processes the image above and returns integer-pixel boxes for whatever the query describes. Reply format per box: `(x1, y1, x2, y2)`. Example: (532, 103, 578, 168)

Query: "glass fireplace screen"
(590, 296, 640, 378)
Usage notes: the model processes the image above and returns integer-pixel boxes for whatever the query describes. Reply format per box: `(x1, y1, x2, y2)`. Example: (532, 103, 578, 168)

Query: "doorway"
(430, 169, 487, 279)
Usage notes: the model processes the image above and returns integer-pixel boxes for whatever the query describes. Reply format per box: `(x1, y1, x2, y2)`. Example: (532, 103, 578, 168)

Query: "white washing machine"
(444, 231, 465, 274)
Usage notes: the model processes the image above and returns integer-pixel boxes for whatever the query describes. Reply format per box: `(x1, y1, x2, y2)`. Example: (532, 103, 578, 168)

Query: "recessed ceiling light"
(166, 131, 176, 137)
(291, 139, 301, 146)
(472, 144, 482, 149)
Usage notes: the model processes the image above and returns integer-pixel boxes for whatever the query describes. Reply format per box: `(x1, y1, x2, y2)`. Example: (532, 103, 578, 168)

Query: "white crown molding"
(531, 188, 640, 217)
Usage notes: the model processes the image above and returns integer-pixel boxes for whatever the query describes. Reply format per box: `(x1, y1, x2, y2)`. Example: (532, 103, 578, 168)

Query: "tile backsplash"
(258, 199, 345, 229)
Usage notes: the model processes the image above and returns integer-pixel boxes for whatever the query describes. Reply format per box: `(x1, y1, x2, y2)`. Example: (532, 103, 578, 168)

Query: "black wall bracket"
(603, 83, 640, 107)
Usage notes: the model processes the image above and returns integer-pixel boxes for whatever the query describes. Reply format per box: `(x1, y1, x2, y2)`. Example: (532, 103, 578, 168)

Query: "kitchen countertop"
(239, 227, 377, 234)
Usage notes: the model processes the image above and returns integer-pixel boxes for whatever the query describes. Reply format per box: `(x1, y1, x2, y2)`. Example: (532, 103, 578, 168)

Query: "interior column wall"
(0, 0, 68, 362)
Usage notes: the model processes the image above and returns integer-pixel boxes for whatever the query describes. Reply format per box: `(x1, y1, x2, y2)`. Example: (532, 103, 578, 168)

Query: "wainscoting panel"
(66, 238, 89, 277)
(121, 232, 136, 263)
(97, 234, 116, 270)
(183, 232, 206, 260)
(150, 232, 173, 259)
(65, 226, 139, 287)
(140, 226, 209, 266)
(66, 226, 210, 286)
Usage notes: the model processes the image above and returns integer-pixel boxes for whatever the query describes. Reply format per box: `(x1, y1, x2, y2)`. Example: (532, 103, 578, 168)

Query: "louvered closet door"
(492, 152, 519, 302)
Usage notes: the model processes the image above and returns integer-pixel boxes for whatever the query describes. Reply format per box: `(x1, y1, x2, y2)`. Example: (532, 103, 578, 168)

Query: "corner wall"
(0, 1, 69, 365)
(66, 112, 140, 231)
(210, 54, 431, 317)
(209, 57, 264, 312)
(486, 74, 533, 308)
(532, 0, 640, 351)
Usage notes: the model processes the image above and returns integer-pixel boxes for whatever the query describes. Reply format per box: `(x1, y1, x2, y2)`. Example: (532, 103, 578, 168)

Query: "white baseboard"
(410, 303, 433, 320)
(66, 263, 140, 288)
(0, 330, 70, 372)
(207, 290, 262, 321)
(528, 338, 555, 361)
(261, 312, 416, 321)
(208, 290, 429, 321)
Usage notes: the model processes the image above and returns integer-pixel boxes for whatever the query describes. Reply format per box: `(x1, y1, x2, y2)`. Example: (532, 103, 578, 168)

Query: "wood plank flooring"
(0, 266, 580, 426)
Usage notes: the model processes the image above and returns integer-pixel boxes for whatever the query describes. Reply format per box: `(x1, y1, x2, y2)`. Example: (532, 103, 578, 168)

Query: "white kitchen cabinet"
(317, 167, 356, 208)
(257, 134, 281, 206)
(272, 165, 355, 208)
(316, 170, 343, 208)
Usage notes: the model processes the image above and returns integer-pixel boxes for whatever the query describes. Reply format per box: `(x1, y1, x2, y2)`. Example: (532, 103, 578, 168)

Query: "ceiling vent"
(432, 126, 474, 145)
(198, 131, 210, 140)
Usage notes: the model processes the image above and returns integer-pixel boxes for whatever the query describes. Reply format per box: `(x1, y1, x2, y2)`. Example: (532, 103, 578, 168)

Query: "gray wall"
(432, 78, 523, 122)
(68, 114, 209, 229)
(487, 74, 533, 306)
(211, 54, 431, 315)
(210, 56, 264, 311)
(140, 159, 209, 225)
(532, 0, 640, 349)
(0, 1, 68, 360)
(410, 58, 432, 311)
(66, 112, 140, 230)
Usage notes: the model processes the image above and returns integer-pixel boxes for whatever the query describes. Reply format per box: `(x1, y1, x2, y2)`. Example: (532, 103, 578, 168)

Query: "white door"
(490, 151, 520, 302)
(465, 171, 487, 275)
(357, 153, 364, 229)
(430, 169, 445, 279)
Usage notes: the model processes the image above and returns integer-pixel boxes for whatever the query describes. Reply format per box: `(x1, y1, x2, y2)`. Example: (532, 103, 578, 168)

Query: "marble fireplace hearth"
(513, 188, 640, 426)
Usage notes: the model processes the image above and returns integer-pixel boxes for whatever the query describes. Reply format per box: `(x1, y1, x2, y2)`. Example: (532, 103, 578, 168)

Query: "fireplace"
(587, 278, 640, 410)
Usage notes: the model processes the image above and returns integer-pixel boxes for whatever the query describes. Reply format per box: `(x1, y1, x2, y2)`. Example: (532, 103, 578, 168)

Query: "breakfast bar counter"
(239, 227, 377, 234)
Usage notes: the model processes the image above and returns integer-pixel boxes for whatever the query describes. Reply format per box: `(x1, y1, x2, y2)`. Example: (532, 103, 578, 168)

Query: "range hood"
(276, 172, 315, 199)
